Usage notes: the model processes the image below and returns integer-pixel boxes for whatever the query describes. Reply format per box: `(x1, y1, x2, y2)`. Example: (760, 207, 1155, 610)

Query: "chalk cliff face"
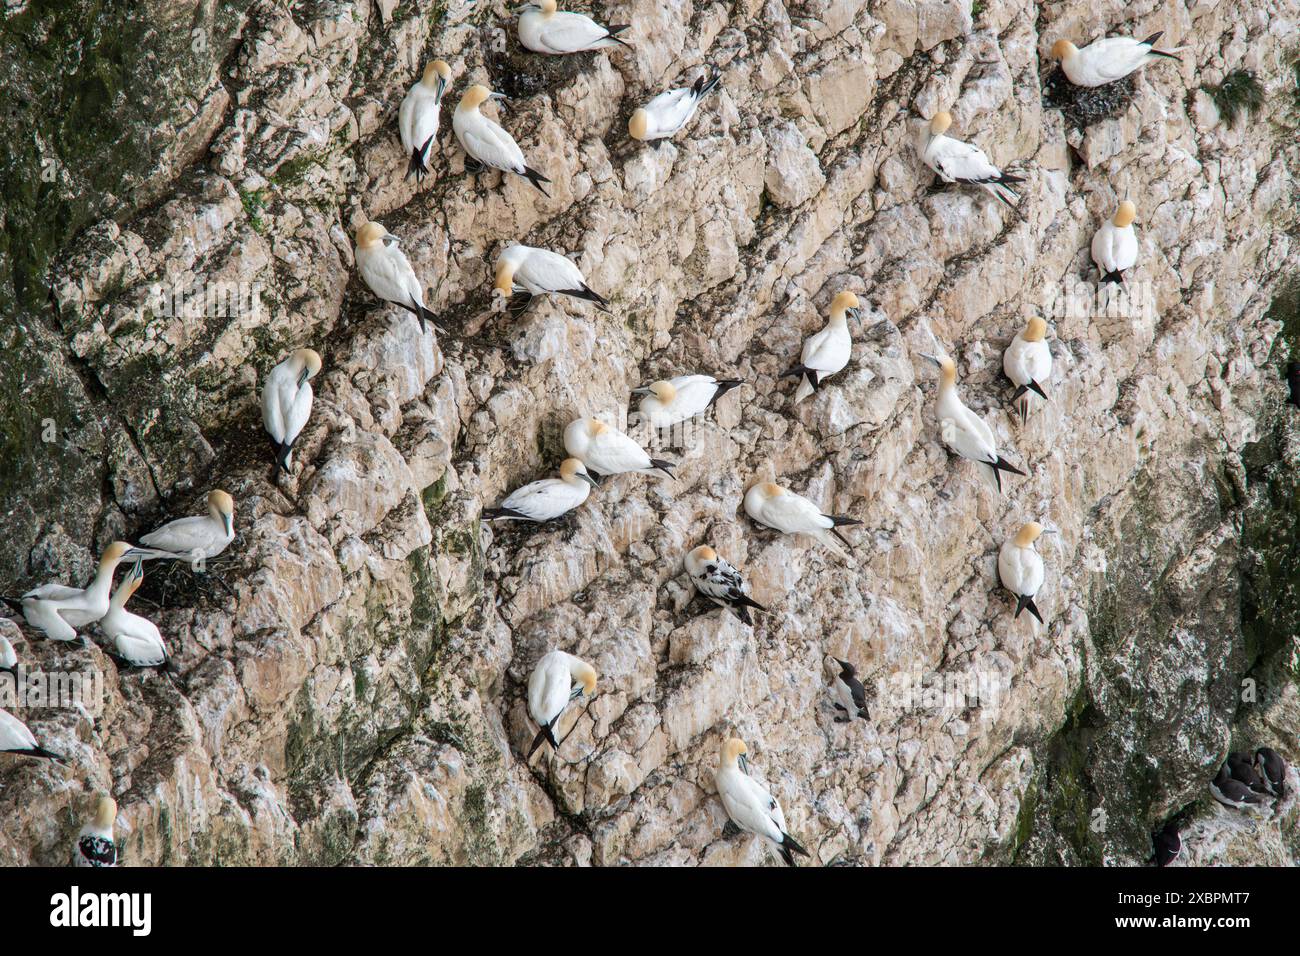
(1, 0, 1298, 866)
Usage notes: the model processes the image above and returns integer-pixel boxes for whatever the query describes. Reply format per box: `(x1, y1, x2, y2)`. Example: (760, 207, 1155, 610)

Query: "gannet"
(563, 418, 674, 479)
(354, 221, 437, 332)
(453, 85, 551, 195)
(494, 244, 610, 314)
(0, 707, 64, 761)
(998, 522, 1055, 625)
(2, 541, 132, 641)
(782, 291, 859, 403)
(74, 796, 117, 867)
(714, 738, 810, 867)
(1151, 821, 1180, 867)
(830, 658, 869, 722)
(126, 490, 235, 563)
(743, 481, 860, 562)
(100, 563, 169, 669)
(1210, 763, 1266, 810)
(262, 348, 321, 480)
(399, 60, 452, 182)
(919, 112, 1022, 207)
(482, 458, 597, 523)
(629, 69, 721, 144)
(684, 545, 766, 626)
(632, 375, 742, 429)
(921, 354, 1025, 493)
(0, 635, 15, 676)
(1002, 316, 1052, 425)
(527, 650, 597, 758)
(519, 0, 630, 54)
(1051, 33, 1181, 87)
(1254, 748, 1288, 800)
(1090, 200, 1138, 285)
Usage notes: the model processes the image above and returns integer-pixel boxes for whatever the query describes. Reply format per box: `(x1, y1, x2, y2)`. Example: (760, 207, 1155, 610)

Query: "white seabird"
(519, 0, 630, 54)
(399, 59, 452, 182)
(100, 563, 169, 670)
(494, 244, 609, 314)
(74, 796, 117, 867)
(743, 481, 860, 562)
(1002, 316, 1052, 425)
(0, 635, 15, 676)
(482, 458, 597, 523)
(126, 490, 235, 564)
(2, 541, 132, 642)
(563, 418, 674, 479)
(453, 85, 551, 195)
(527, 650, 597, 758)
(920, 353, 1025, 493)
(262, 348, 321, 480)
(998, 521, 1055, 625)
(0, 707, 63, 761)
(783, 291, 859, 403)
(830, 658, 869, 722)
(919, 111, 1023, 207)
(632, 375, 742, 429)
(714, 738, 810, 867)
(1051, 33, 1181, 87)
(1091, 200, 1138, 285)
(354, 221, 437, 332)
(629, 68, 721, 144)
(684, 545, 766, 626)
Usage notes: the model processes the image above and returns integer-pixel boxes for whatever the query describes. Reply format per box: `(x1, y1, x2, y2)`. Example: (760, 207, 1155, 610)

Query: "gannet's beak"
(297, 367, 310, 387)
(579, 473, 598, 489)
(490, 91, 510, 111)
(223, 514, 234, 538)
(630, 386, 654, 395)
(738, 753, 750, 775)
(435, 75, 447, 101)
(130, 560, 144, 582)
(918, 352, 943, 366)
(124, 547, 148, 560)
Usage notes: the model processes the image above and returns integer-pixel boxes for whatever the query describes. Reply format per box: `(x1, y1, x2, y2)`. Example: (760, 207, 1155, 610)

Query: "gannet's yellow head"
(832, 291, 859, 314)
(100, 541, 132, 567)
(921, 353, 957, 386)
(539, 0, 558, 14)
(646, 380, 676, 404)
(459, 84, 492, 111)
(558, 458, 596, 487)
(588, 419, 609, 437)
(1014, 521, 1045, 547)
(574, 661, 598, 695)
(721, 737, 748, 765)
(293, 348, 323, 380)
(929, 111, 953, 136)
(93, 795, 117, 830)
(1114, 200, 1137, 228)
(1024, 316, 1047, 342)
(690, 545, 718, 563)
(494, 259, 516, 297)
(356, 221, 386, 249)
(628, 109, 650, 141)
(760, 482, 784, 499)
(1051, 39, 1078, 60)
(423, 59, 451, 86)
(209, 490, 235, 518)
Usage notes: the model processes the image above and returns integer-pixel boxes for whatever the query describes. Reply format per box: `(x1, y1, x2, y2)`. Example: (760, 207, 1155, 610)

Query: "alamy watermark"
(0, 666, 103, 716)
(146, 279, 264, 321)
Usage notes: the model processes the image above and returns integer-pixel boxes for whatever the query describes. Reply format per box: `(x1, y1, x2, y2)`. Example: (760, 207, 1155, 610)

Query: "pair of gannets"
(355, 222, 437, 332)
(743, 481, 860, 563)
(128, 490, 236, 564)
(629, 69, 722, 144)
(783, 292, 859, 403)
(1091, 201, 1138, 285)
(715, 738, 810, 866)
(0, 707, 64, 761)
(633, 375, 742, 429)
(75, 796, 118, 867)
(998, 522, 1056, 625)
(526, 650, 597, 757)
(920, 112, 1023, 207)
(454, 85, 551, 195)
(2, 542, 132, 642)
(684, 545, 765, 625)
(921, 354, 1025, 493)
(399, 60, 452, 182)
(564, 418, 675, 479)
(483, 458, 597, 523)
(262, 349, 321, 480)
(494, 244, 609, 313)
(519, 0, 629, 54)
(1051, 33, 1181, 87)
(1003, 316, 1053, 424)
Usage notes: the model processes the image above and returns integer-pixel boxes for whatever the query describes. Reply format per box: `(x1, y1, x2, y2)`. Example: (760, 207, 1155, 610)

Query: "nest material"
(1042, 67, 1137, 128)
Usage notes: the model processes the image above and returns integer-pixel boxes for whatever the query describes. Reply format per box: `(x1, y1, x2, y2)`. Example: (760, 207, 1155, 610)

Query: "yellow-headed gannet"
(262, 348, 321, 480)
(998, 521, 1055, 625)
(0, 707, 64, 761)
(483, 458, 597, 523)
(743, 481, 860, 562)
(354, 221, 437, 332)
(399, 60, 452, 182)
(1002, 316, 1052, 425)
(519, 0, 630, 54)
(127, 490, 235, 563)
(527, 649, 597, 757)
(684, 545, 766, 626)
(1051, 33, 1181, 87)
(632, 375, 742, 429)
(74, 796, 117, 867)
(783, 291, 859, 403)
(453, 85, 551, 195)
(629, 69, 721, 144)
(2, 541, 132, 641)
(563, 418, 674, 479)
(0, 635, 15, 676)
(714, 738, 810, 867)
(1091, 200, 1138, 285)
(830, 658, 869, 722)
(100, 563, 169, 669)
(920, 112, 1022, 207)
(494, 244, 610, 314)
(920, 354, 1025, 493)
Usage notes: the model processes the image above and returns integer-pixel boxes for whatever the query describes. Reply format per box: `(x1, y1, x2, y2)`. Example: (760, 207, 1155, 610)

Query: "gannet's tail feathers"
(522, 166, 551, 196)
(777, 832, 810, 866)
(405, 134, 435, 182)
(1014, 594, 1043, 625)
(1142, 32, 1183, 60)
(528, 723, 559, 758)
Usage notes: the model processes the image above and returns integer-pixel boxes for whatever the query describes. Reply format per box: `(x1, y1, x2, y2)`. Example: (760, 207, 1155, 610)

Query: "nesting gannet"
(1002, 316, 1052, 425)
(1051, 33, 1181, 87)
(354, 222, 437, 332)
(921, 354, 1025, 493)
(1090, 201, 1138, 285)
(519, 0, 630, 54)
(453, 85, 551, 195)
(100, 563, 169, 669)
(399, 60, 452, 182)
(563, 418, 674, 479)
(714, 738, 810, 867)
(494, 244, 610, 314)
(1254, 748, 1288, 799)
(74, 796, 117, 867)
(262, 348, 321, 480)
(744, 482, 860, 562)
(831, 659, 869, 722)
(1210, 763, 1266, 810)
(0, 707, 64, 761)
(783, 292, 859, 403)
(1151, 821, 1180, 867)
(998, 522, 1055, 625)
(0, 635, 15, 676)
(526, 650, 597, 758)
(482, 458, 597, 523)
(920, 112, 1022, 207)
(632, 375, 742, 429)
(2, 541, 132, 641)
(684, 545, 766, 626)
(629, 69, 721, 144)
(126, 490, 235, 563)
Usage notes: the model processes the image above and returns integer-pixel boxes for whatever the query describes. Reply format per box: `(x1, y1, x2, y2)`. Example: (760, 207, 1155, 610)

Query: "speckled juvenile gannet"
(519, 0, 630, 54)
(74, 796, 117, 867)
(563, 418, 674, 479)
(262, 348, 321, 480)
(629, 68, 721, 144)
(998, 521, 1055, 625)
(783, 291, 859, 403)
(921, 354, 1025, 493)
(1091, 200, 1138, 285)
(527, 650, 597, 757)
(684, 545, 766, 626)
(399, 60, 452, 182)
(714, 738, 810, 867)
(127, 490, 235, 563)
(830, 658, 869, 722)
(494, 244, 609, 313)
(743, 481, 860, 562)
(453, 85, 551, 195)
(482, 458, 597, 522)
(354, 221, 437, 332)
(0, 635, 15, 676)
(920, 112, 1022, 207)
(2, 542, 132, 642)
(633, 375, 742, 429)
(1002, 316, 1052, 425)
(1051, 33, 1181, 87)
(0, 707, 63, 761)
(100, 563, 169, 669)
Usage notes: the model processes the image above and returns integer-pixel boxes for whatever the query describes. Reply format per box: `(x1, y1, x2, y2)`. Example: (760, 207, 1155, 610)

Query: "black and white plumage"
(526, 650, 597, 758)
(782, 291, 858, 403)
(262, 349, 321, 480)
(920, 111, 1022, 207)
(1091, 201, 1138, 285)
(743, 481, 860, 563)
(1287, 362, 1300, 409)
(1151, 821, 1180, 867)
(518, 0, 630, 55)
(3, 541, 133, 642)
(1225, 751, 1268, 792)
(493, 244, 609, 313)
(354, 221, 437, 332)
(684, 545, 765, 626)
(563, 418, 674, 479)
(1253, 748, 1287, 800)
(998, 522, 1054, 625)
(632, 375, 742, 430)
(126, 490, 235, 563)
(1210, 763, 1267, 810)
(628, 69, 721, 143)
(714, 738, 810, 867)
(922, 353, 1026, 494)
(1051, 33, 1182, 87)
(482, 458, 596, 523)
(399, 60, 451, 183)
(831, 659, 869, 722)
(74, 796, 118, 868)
(1002, 316, 1052, 425)
(453, 85, 551, 195)
(0, 706, 64, 761)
